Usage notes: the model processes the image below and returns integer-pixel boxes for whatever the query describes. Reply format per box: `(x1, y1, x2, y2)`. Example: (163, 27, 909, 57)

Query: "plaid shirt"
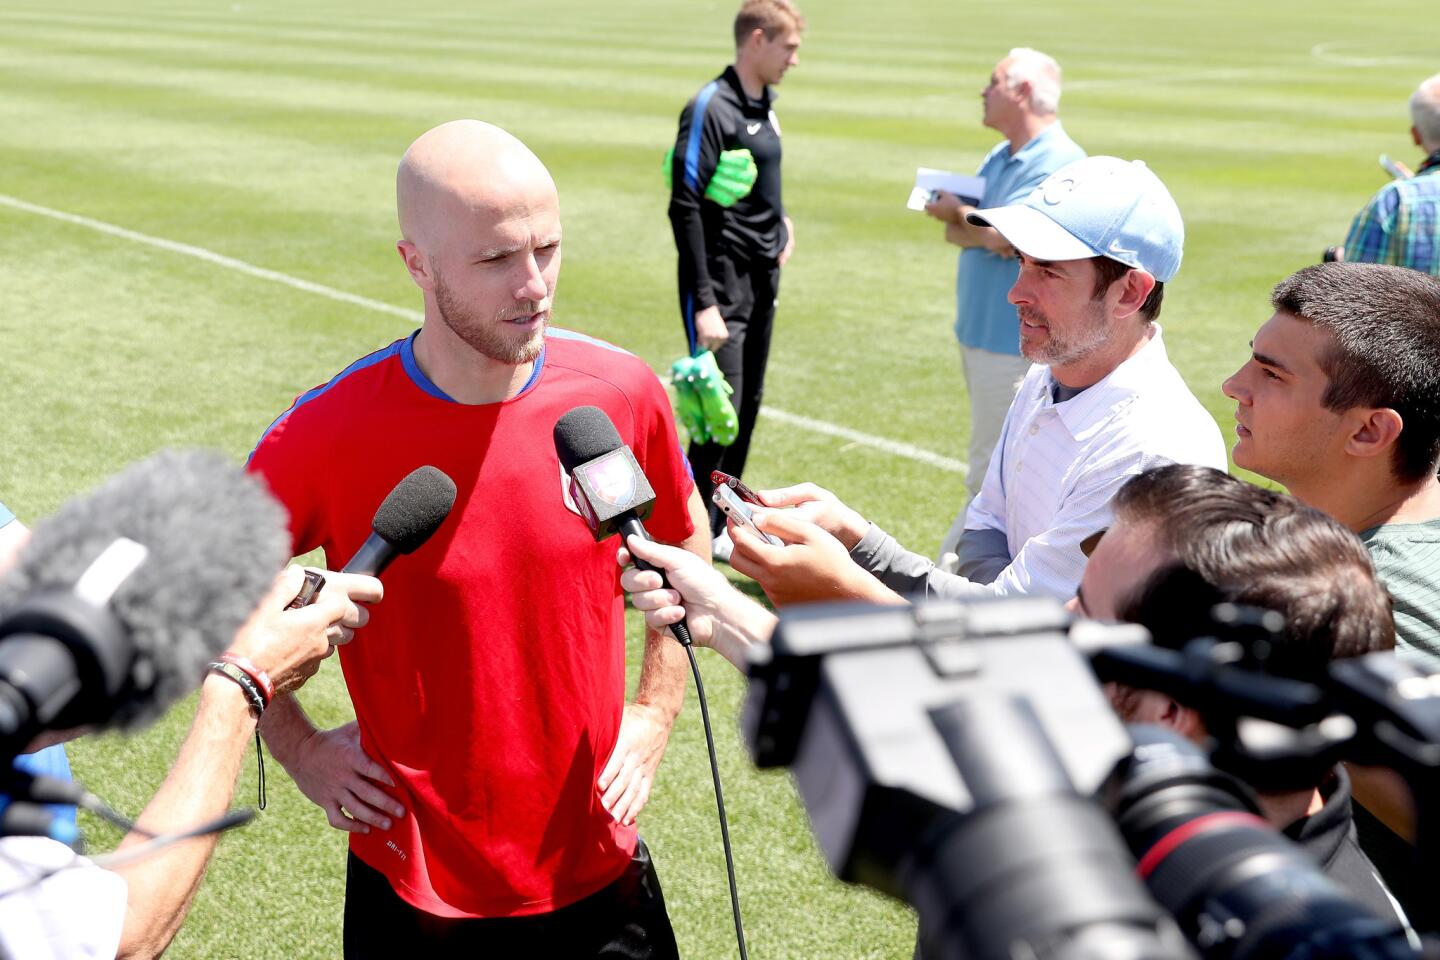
(1343, 151, 1440, 274)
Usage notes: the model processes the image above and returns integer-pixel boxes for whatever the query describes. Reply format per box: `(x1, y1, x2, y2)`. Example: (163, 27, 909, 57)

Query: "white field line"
(1309, 42, 1432, 68)
(0, 192, 966, 476)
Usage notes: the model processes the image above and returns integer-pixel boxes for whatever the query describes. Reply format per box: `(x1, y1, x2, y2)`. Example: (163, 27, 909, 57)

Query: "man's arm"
(727, 509, 910, 608)
(925, 192, 1015, 255)
(113, 567, 376, 959)
(847, 522, 997, 601)
(598, 488, 710, 825)
(955, 527, 1012, 584)
(620, 535, 778, 673)
(247, 412, 403, 834)
(250, 565, 401, 837)
(669, 91, 730, 351)
(745, 481, 993, 602)
(114, 677, 260, 959)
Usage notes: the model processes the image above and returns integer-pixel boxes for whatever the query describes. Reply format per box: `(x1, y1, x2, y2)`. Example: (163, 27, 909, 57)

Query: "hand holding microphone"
(339, 465, 457, 578)
(618, 538, 728, 648)
(230, 566, 384, 697)
(553, 406, 694, 647)
(618, 537, 775, 673)
(282, 464, 455, 640)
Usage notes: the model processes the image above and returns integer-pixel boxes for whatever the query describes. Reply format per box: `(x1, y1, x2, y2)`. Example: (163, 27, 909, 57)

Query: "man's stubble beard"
(433, 269, 547, 366)
(1019, 298, 1112, 369)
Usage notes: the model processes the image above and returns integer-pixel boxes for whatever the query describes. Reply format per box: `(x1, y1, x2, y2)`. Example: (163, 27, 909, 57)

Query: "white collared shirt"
(0, 836, 127, 959)
(964, 326, 1227, 600)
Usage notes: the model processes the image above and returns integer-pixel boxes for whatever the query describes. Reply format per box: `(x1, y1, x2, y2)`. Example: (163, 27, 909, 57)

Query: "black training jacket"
(668, 65, 787, 317)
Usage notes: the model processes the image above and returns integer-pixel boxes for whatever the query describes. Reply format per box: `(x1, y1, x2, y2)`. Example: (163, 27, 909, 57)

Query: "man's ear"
(1167, 701, 1207, 742)
(1414, 125, 1424, 148)
(1343, 407, 1404, 463)
(396, 240, 435, 292)
(1112, 269, 1157, 322)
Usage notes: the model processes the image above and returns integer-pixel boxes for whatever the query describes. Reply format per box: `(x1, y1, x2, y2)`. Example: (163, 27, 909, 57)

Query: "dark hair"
(734, 0, 805, 45)
(1272, 262, 1440, 482)
(1111, 464, 1393, 677)
(1091, 256, 1164, 322)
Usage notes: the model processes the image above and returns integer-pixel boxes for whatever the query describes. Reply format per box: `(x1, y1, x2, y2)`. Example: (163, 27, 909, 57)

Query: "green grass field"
(0, 1, 1434, 956)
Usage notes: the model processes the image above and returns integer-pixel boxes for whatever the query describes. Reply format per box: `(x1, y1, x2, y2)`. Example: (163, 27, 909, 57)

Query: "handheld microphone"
(0, 449, 291, 757)
(554, 406, 746, 957)
(552, 406, 692, 647)
(340, 466, 457, 577)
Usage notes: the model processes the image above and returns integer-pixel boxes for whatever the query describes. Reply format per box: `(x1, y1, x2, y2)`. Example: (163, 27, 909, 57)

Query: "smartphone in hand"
(710, 470, 762, 505)
(712, 485, 782, 547)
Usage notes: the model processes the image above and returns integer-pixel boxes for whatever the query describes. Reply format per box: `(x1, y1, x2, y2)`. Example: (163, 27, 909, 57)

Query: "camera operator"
(0, 560, 382, 960)
(1073, 464, 1411, 928)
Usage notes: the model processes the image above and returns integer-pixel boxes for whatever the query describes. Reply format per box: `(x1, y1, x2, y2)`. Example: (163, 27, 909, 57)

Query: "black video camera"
(743, 596, 1426, 960)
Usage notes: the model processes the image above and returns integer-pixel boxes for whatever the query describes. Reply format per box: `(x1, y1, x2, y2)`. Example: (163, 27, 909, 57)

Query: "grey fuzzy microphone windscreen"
(0, 449, 290, 731)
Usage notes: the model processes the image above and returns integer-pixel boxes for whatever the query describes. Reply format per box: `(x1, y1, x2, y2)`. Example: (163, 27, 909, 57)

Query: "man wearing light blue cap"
(947, 155, 1227, 599)
(701, 156, 1226, 610)
(696, 156, 1226, 607)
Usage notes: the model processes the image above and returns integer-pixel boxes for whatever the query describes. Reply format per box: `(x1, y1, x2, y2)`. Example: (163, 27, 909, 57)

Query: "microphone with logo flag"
(552, 405, 749, 960)
(552, 406, 692, 647)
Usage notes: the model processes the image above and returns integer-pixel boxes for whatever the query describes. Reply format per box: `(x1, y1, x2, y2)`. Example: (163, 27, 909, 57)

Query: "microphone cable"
(676, 632, 748, 960)
(0, 792, 254, 899)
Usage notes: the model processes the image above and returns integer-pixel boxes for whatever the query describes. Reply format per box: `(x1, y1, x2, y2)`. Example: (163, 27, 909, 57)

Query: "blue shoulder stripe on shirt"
(247, 337, 408, 463)
(546, 326, 636, 357)
(683, 82, 721, 190)
(399, 330, 457, 402)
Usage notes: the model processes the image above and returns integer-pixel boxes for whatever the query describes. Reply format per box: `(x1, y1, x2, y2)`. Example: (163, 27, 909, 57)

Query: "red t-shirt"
(248, 328, 695, 917)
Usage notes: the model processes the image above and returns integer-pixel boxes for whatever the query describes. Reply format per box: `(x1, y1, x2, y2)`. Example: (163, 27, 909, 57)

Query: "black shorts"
(342, 839, 680, 959)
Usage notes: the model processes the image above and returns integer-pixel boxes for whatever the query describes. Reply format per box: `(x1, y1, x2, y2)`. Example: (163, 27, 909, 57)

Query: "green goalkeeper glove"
(671, 354, 709, 444)
(671, 350, 738, 446)
(661, 147, 758, 208)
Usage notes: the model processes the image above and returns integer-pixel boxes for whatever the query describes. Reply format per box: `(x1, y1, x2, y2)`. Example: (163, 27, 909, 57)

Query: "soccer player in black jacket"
(668, 0, 803, 548)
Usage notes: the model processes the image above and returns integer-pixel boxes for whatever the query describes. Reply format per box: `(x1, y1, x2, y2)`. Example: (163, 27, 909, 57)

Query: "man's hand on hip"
(284, 721, 405, 834)
(598, 702, 674, 827)
(695, 305, 729, 351)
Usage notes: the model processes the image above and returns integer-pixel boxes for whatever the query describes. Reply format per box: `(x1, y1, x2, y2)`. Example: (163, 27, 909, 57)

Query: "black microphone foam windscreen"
(553, 406, 624, 474)
(0, 449, 290, 730)
(372, 466, 457, 553)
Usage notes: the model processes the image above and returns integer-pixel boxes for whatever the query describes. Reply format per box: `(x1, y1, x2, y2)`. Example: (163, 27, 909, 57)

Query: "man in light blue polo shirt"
(924, 48, 1085, 562)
